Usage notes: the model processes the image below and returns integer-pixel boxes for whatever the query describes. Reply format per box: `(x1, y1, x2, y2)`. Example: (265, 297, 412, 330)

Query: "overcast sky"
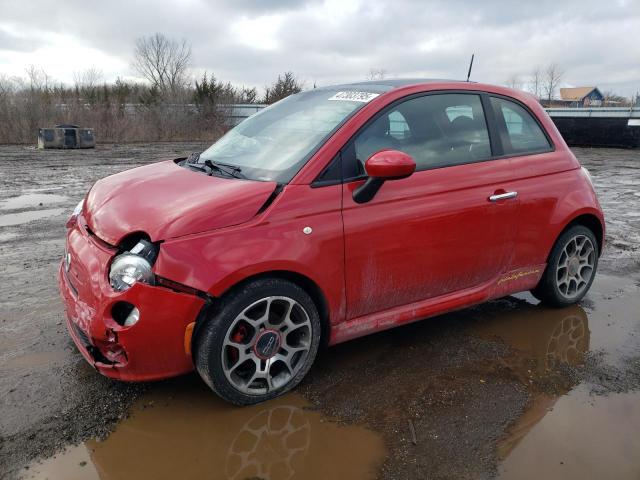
(0, 0, 639, 96)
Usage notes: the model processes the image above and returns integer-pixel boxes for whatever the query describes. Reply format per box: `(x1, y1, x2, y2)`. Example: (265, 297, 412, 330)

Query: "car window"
(353, 93, 492, 174)
(388, 111, 410, 140)
(199, 88, 385, 182)
(490, 97, 551, 155)
(446, 105, 473, 121)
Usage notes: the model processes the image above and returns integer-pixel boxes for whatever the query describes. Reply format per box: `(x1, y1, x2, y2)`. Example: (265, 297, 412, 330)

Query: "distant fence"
(546, 107, 640, 119)
(232, 105, 640, 124)
(547, 107, 640, 148)
(51, 103, 268, 126)
(222, 104, 268, 126)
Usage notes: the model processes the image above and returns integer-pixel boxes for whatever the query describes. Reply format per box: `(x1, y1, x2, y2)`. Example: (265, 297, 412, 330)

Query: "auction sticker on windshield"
(328, 91, 380, 103)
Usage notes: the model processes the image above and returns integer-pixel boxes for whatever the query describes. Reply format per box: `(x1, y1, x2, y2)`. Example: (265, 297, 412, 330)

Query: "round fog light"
(112, 302, 140, 327)
(124, 307, 140, 327)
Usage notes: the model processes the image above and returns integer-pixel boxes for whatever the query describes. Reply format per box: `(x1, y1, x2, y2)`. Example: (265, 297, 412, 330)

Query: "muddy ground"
(1, 144, 639, 480)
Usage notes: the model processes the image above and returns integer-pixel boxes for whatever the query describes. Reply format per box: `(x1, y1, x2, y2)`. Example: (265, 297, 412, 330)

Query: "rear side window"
(490, 97, 551, 155)
(352, 93, 492, 173)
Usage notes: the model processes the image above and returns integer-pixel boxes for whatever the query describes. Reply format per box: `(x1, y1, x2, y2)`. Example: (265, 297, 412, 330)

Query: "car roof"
(314, 78, 466, 94)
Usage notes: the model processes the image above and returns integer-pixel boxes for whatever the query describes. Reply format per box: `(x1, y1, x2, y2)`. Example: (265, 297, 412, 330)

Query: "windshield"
(198, 89, 381, 182)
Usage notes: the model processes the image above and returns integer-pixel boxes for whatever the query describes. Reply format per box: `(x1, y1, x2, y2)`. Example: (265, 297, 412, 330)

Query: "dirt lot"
(1, 144, 639, 480)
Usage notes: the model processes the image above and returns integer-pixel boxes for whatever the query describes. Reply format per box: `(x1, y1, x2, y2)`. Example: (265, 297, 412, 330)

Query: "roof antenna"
(466, 53, 475, 82)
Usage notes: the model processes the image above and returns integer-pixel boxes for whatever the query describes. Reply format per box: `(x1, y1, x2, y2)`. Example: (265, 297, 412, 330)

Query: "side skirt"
(329, 264, 546, 345)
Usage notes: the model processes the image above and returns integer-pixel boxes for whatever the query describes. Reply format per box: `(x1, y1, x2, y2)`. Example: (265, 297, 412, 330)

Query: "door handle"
(488, 191, 518, 202)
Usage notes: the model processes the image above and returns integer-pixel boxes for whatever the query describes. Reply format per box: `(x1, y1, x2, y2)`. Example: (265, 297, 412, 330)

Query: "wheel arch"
(532, 212, 603, 305)
(199, 270, 332, 348)
(557, 212, 604, 257)
(539, 212, 603, 271)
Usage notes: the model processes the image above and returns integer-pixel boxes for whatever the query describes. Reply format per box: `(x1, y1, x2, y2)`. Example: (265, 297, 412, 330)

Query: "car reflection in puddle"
(470, 301, 590, 458)
(471, 300, 589, 375)
(472, 288, 640, 480)
(225, 404, 311, 479)
(22, 379, 385, 480)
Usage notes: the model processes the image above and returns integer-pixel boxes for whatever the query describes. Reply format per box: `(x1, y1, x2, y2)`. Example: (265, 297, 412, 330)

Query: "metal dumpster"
(38, 125, 96, 149)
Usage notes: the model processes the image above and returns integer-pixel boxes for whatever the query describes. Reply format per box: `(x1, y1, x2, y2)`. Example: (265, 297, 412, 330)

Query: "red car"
(59, 80, 604, 405)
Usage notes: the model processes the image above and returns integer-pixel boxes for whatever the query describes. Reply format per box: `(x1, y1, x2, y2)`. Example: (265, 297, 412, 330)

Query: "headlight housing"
(109, 239, 158, 292)
(109, 254, 153, 291)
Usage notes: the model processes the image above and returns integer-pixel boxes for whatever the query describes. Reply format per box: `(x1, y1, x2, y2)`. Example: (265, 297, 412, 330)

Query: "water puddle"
(15, 276, 640, 480)
(20, 444, 99, 480)
(0, 193, 68, 210)
(576, 275, 640, 365)
(468, 274, 640, 479)
(497, 385, 640, 479)
(0, 208, 65, 227)
(471, 274, 640, 372)
(21, 377, 386, 480)
(470, 301, 590, 376)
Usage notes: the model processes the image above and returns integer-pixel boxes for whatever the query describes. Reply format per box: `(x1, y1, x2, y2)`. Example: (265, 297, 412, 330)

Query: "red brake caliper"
(229, 324, 248, 363)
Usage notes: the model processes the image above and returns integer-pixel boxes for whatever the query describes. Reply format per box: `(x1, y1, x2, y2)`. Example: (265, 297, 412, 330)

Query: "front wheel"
(194, 278, 321, 405)
(532, 225, 599, 307)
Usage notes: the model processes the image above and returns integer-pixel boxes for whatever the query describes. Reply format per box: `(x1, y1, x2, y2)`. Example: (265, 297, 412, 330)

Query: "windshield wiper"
(183, 152, 245, 179)
(204, 159, 246, 179)
(184, 161, 208, 173)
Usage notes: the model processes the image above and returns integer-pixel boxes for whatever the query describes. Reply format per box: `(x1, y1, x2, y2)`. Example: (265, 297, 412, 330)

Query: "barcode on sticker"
(328, 91, 380, 103)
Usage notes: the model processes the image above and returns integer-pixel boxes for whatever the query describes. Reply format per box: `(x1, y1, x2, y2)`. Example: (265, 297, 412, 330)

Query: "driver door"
(341, 92, 520, 319)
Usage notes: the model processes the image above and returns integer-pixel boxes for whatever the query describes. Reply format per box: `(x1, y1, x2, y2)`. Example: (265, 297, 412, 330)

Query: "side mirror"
(353, 150, 416, 204)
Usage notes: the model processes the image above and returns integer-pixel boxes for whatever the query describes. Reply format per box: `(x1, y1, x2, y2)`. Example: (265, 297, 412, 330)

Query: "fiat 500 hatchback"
(59, 80, 604, 405)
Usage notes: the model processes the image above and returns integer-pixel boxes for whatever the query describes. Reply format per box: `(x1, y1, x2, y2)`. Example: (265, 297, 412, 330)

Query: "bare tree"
(133, 33, 191, 95)
(366, 68, 387, 81)
(73, 67, 103, 91)
(25, 65, 51, 91)
(238, 86, 258, 104)
(0, 75, 17, 98)
(529, 67, 543, 99)
(505, 74, 523, 90)
(543, 64, 563, 103)
(602, 91, 630, 106)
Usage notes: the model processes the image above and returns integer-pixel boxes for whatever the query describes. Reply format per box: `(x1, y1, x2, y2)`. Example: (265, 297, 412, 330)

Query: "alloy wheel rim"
(555, 234, 596, 299)
(221, 296, 312, 395)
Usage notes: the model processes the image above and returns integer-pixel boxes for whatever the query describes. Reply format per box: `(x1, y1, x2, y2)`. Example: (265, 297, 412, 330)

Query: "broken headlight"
(109, 240, 158, 292)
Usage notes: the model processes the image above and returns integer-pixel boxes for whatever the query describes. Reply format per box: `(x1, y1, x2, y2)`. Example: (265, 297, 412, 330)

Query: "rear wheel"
(194, 278, 321, 405)
(532, 225, 598, 307)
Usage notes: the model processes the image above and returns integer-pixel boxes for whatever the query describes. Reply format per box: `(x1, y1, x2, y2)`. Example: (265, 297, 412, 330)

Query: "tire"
(532, 225, 599, 307)
(194, 278, 321, 405)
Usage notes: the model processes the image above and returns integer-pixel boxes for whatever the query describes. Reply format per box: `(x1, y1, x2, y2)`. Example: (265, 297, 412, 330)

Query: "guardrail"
(546, 107, 640, 118)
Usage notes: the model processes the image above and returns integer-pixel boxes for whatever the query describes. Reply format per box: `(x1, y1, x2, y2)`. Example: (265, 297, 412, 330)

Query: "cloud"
(0, 28, 43, 52)
(0, 0, 638, 96)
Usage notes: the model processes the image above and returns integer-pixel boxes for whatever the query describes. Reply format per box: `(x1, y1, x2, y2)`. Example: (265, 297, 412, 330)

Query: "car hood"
(84, 160, 277, 245)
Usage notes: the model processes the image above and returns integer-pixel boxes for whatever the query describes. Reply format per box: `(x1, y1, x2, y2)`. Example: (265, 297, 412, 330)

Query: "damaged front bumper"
(58, 217, 206, 381)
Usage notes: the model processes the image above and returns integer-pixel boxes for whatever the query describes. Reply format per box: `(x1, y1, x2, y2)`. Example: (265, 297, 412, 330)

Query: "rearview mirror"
(353, 150, 416, 204)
